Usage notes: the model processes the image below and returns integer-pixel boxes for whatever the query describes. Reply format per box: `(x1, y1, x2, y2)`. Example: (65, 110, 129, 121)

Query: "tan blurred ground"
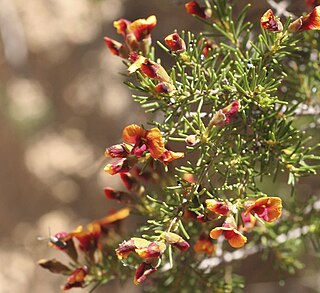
(0, 1, 319, 293)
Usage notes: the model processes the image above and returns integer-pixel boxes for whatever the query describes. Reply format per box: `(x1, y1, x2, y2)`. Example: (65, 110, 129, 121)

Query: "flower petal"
(134, 262, 157, 285)
(224, 229, 247, 248)
(122, 124, 147, 144)
(185, 1, 210, 19)
(260, 9, 283, 33)
(127, 15, 157, 42)
(146, 128, 165, 159)
(165, 33, 186, 52)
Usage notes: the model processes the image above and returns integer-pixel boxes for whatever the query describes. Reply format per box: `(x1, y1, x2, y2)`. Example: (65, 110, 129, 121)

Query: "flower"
(194, 234, 215, 255)
(70, 224, 101, 254)
(128, 53, 175, 94)
(134, 262, 157, 285)
(113, 18, 131, 36)
(126, 15, 157, 44)
(104, 16, 157, 58)
(209, 217, 247, 248)
(62, 266, 88, 290)
(116, 237, 166, 260)
(206, 199, 230, 216)
(260, 9, 283, 33)
(244, 196, 282, 222)
(105, 125, 183, 175)
(158, 149, 185, 165)
(122, 124, 165, 159)
(185, 134, 200, 146)
(201, 39, 216, 58)
(161, 232, 190, 251)
(104, 37, 129, 58)
(239, 212, 257, 232)
(49, 232, 78, 262)
(105, 144, 131, 158)
(210, 226, 247, 248)
(128, 53, 172, 83)
(164, 33, 186, 52)
(208, 100, 240, 128)
(104, 158, 132, 175)
(154, 81, 175, 94)
(289, 6, 320, 32)
(185, 1, 211, 19)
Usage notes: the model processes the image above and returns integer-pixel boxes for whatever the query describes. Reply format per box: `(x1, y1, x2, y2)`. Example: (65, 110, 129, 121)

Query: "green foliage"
(39, 1, 320, 292)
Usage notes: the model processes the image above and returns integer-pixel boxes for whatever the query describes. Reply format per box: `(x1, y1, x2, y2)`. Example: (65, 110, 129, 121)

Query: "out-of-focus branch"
(0, 0, 28, 68)
(267, 0, 294, 17)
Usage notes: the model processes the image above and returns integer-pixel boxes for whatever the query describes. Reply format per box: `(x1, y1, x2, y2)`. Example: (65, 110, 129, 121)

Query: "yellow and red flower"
(210, 217, 247, 248)
(104, 37, 129, 58)
(260, 9, 283, 33)
(208, 100, 240, 128)
(239, 212, 257, 232)
(165, 33, 186, 52)
(154, 81, 175, 94)
(134, 262, 157, 285)
(128, 53, 172, 83)
(105, 124, 183, 175)
(62, 266, 88, 291)
(116, 237, 166, 260)
(49, 232, 78, 262)
(158, 149, 185, 165)
(113, 18, 131, 36)
(122, 124, 165, 159)
(206, 199, 230, 216)
(210, 226, 247, 248)
(125, 16, 157, 47)
(244, 196, 282, 222)
(104, 16, 157, 58)
(161, 232, 190, 251)
(289, 6, 320, 32)
(105, 143, 131, 158)
(104, 158, 132, 175)
(185, 1, 211, 19)
(118, 15, 157, 53)
(69, 224, 101, 255)
(128, 52, 175, 94)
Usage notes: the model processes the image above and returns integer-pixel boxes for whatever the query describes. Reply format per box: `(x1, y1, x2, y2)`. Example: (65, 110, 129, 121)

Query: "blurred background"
(0, 0, 319, 292)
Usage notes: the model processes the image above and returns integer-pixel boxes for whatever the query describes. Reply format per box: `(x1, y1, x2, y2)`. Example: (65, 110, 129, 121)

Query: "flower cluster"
(205, 197, 282, 248)
(38, 208, 129, 290)
(116, 232, 189, 284)
(104, 124, 184, 175)
(259, 6, 320, 33)
(39, 1, 320, 291)
(104, 15, 157, 57)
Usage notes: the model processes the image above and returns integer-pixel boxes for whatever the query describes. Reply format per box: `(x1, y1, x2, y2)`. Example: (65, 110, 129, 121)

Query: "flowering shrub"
(39, 1, 320, 292)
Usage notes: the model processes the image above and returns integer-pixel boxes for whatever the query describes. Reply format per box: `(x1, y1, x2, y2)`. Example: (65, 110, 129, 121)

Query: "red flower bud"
(185, 1, 211, 19)
(260, 9, 283, 33)
(164, 33, 186, 52)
